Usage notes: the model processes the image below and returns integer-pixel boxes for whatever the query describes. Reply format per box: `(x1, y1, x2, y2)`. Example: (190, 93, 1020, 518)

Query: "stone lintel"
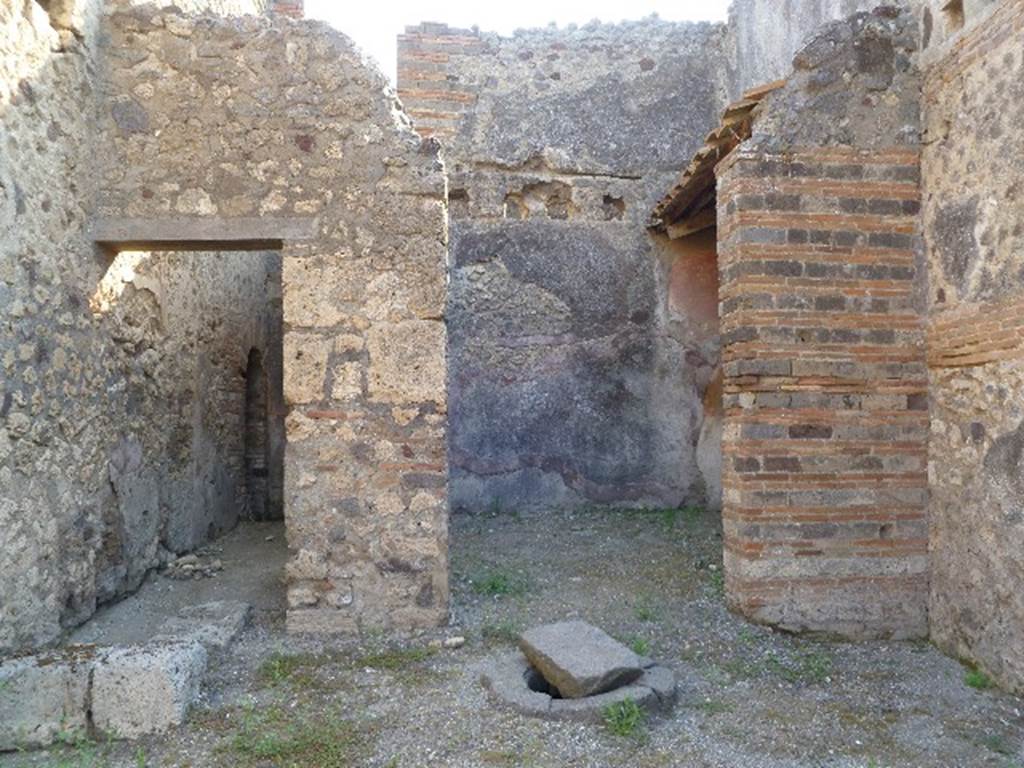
(91, 216, 319, 251)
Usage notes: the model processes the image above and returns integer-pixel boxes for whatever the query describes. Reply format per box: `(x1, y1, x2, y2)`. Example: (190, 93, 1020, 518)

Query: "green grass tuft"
(228, 705, 369, 768)
(633, 597, 662, 623)
(481, 618, 522, 646)
(765, 649, 833, 685)
(603, 698, 645, 738)
(471, 569, 530, 598)
(258, 652, 318, 686)
(964, 668, 995, 690)
(354, 646, 435, 671)
(627, 636, 651, 655)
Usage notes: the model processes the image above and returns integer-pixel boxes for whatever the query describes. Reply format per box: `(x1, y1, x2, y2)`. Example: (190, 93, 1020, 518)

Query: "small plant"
(695, 699, 734, 716)
(481, 618, 521, 645)
(706, 568, 725, 596)
(964, 667, 995, 690)
(471, 569, 529, 598)
(736, 628, 757, 645)
(227, 704, 369, 768)
(603, 698, 645, 738)
(765, 649, 833, 684)
(628, 636, 650, 655)
(681, 506, 704, 525)
(633, 597, 661, 623)
(354, 646, 434, 671)
(977, 733, 1016, 756)
(135, 746, 148, 768)
(258, 651, 317, 686)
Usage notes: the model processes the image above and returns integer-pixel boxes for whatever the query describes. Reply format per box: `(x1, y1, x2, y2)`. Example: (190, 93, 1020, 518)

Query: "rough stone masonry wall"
(96, 3, 449, 633)
(717, 7, 929, 638)
(399, 21, 728, 513)
(725, 0, 879, 98)
(0, 0, 287, 655)
(922, 0, 1024, 692)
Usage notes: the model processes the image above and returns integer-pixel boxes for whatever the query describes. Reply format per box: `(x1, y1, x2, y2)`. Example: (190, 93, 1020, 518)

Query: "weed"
(976, 733, 1016, 756)
(633, 597, 661, 623)
(628, 636, 650, 655)
(481, 619, 521, 645)
(471, 569, 530, 598)
(47, 730, 107, 768)
(258, 651, 317, 686)
(718, 657, 759, 681)
(736, 628, 758, 645)
(964, 668, 995, 690)
(695, 699, 734, 716)
(603, 698, 645, 738)
(135, 746, 148, 768)
(227, 704, 370, 768)
(706, 568, 725, 596)
(681, 506, 704, 525)
(766, 649, 833, 684)
(354, 646, 435, 671)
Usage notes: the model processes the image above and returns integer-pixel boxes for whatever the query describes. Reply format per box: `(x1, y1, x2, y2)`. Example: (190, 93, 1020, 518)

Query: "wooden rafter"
(650, 79, 786, 238)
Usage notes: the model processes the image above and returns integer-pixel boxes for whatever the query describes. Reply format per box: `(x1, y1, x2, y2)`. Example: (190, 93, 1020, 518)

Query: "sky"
(304, 1, 733, 83)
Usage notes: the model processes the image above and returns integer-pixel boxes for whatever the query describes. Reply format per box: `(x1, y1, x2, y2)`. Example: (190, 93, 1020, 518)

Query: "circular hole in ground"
(524, 666, 563, 699)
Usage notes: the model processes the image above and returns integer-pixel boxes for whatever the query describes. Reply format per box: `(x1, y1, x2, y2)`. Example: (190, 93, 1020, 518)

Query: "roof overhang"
(649, 79, 785, 239)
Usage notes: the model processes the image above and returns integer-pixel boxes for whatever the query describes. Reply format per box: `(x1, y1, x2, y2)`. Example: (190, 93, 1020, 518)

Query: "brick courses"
(397, 24, 482, 141)
(717, 146, 928, 638)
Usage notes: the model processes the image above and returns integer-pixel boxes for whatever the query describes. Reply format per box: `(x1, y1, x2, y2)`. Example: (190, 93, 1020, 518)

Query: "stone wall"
(717, 7, 928, 638)
(922, 0, 1024, 691)
(399, 20, 728, 513)
(726, 0, 879, 98)
(0, 0, 284, 655)
(96, 3, 449, 634)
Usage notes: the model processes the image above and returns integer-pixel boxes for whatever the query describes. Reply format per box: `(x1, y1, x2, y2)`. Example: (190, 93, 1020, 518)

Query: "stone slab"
(152, 600, 252, 650)
(91, 640, 207, 739)
(519, 620, 642, 699)
(0, 651, 92, 750)
(91, 216, 319, 250)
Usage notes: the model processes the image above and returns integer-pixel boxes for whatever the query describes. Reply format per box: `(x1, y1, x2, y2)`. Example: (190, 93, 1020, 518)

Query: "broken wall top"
(398, 18, 729, 177)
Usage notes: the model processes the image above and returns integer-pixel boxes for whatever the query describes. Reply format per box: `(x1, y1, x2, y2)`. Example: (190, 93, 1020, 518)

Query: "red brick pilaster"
(717, 146, 929, 639)
(396, 23, 482, 141)
(271, 0, 303, 18)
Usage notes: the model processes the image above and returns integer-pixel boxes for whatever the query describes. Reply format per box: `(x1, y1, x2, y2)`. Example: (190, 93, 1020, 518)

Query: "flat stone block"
(519, 620, 642, 699)
(0, 651, 92, 750)
(152, 600, 252, 650)
(91, 641, 207, 739)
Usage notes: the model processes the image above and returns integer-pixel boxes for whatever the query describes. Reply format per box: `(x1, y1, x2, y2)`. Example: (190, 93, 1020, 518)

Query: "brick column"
(270, 0, 303, 18)
(717, 146, 929, 639)
(396, 23, 482, 141)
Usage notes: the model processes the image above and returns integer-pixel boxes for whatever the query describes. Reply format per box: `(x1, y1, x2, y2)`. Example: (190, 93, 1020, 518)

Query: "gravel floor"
(4, 507, 1023, 768)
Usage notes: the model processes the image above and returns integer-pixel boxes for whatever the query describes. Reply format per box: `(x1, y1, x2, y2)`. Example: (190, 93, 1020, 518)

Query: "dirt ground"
(4, 507, 1024, 768)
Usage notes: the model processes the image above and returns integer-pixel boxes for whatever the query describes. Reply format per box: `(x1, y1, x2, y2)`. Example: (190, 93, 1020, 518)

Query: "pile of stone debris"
(163, 546, 224, 580)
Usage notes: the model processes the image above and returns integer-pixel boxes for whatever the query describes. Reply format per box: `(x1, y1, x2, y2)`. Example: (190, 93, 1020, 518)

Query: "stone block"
(0, 652, 91, 750)
(152, 600, 252, 650)
(91, 641, 207, 739)
(367, 321, 445, 406)
(519, 620, 643, 699)
(283, 333, 329, 405)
